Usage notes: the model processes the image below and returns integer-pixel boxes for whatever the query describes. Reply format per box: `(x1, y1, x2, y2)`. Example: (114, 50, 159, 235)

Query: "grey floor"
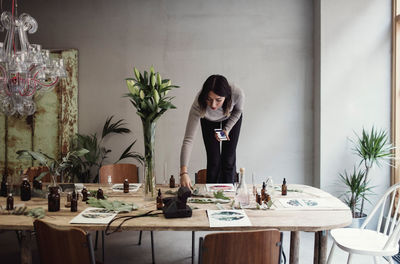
(0, 229, 390, 263)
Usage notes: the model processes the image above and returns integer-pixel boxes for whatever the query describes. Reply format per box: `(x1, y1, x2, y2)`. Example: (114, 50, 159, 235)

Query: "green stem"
(142, 120, 156, 198)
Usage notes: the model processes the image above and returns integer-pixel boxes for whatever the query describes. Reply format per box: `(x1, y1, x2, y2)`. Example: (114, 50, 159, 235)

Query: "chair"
(34, 219, 99, 264)
(98, 163, 154, 264)
(198, 229, 282, 264)
(195, 169, 207, 184)
(327, 182, 400, 264)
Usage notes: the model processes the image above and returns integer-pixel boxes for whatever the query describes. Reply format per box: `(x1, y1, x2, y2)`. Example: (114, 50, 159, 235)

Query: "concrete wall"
(20, 0, 314, 185)
(317, 0, 392, 214)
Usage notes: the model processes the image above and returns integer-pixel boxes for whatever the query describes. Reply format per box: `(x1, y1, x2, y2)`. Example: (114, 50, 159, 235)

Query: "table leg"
(20, 230, 32, 264)
(314, 231, 328, 264)
(289, 231, 300, 264)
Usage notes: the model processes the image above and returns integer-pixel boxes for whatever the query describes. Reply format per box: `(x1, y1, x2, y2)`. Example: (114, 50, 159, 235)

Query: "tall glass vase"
(142, 120, 156, 200)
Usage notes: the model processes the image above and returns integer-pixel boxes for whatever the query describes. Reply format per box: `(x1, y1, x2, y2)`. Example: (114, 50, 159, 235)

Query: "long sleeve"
(180, 98, 201, 167)
(223, 87, 245, 133)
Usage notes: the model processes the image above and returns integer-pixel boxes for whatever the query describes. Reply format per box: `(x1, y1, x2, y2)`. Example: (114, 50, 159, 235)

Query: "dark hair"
(198, 75, 232, 117)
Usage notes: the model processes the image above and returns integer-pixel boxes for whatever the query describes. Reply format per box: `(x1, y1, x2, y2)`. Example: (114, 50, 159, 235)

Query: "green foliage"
(339, 167, 373, 218)
(340, 127, 394, 217)
(86, 197, 138, 213)
(71, 116, 144, 182)
(125, 66, 179, 124)
(16, 149, 89, 185)
(213, 191, 230, 200)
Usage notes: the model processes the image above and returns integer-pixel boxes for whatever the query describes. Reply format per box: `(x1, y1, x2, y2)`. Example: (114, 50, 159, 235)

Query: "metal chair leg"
(138, 230, 143, 245)
(102, 231, 105, 263)
(151, 231, 155, 264)
(94, 230, 99, 250)
(327, 243, 336, 264)
(192, 231, 195, 264)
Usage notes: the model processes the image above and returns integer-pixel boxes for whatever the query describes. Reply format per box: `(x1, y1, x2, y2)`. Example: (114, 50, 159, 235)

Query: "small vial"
(156, 189, 163, 210)
(82, 187, 88, 202)
(282, 178, 287, 196)
(169, 175, 175, 188)
(123, 179, 129, 193)
(6, 193, 13, 210)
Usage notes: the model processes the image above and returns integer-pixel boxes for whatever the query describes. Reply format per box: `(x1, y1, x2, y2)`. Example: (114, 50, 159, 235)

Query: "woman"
(180, 74, 244, 189)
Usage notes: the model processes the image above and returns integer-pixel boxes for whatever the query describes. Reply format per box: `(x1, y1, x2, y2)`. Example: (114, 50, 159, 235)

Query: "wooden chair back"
(24, 166, 53, 182)
(195, 169, 207, 183)
(195, 169, 239, 184)
(99, 163, 138, 183)
(34, 220, 96, 264)
(199, 229, 282, 264)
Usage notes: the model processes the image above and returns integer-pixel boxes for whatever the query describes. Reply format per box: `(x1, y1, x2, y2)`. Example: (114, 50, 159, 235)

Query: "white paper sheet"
(207, 209, 252, 227)
(111, 183, 141, 192)
(69, 207, 117, 224)
(277, 198, 348, 209)
(206, 184, 235, 192)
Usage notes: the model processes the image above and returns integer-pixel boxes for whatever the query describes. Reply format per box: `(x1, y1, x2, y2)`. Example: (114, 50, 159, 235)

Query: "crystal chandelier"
(0, 0, 66, 116)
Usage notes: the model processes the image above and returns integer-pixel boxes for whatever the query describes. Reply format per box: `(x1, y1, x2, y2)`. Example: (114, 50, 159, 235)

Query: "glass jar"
(48, 186, 60, 212)
(235, 168, 250, 207)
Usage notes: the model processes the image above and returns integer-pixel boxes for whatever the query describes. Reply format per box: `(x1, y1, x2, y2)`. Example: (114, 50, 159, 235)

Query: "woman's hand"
(214, 129, 230, 142)
(180, 172, 193, 190)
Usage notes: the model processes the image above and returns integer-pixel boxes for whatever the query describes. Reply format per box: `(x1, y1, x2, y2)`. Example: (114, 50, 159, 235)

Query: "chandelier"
(0, 1, 66, 116)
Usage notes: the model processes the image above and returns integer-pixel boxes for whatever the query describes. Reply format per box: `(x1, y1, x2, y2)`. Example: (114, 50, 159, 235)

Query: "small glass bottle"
(48, 186, 61, 212)
(169, 175, 175, 188)
(82, 187, 88, 202)
(256, 192, 261, 205)
(6, 193, 13, 210)
(282, 178, 287, 196)
(123, 179, 129, 193)
(20, 178, 31, 201)
(156, 189, 163, 210)
(107, 175, 112, 187)
(235, 168, 250, 207)
(71, 190, 78, 212)
(97, 188, 105, 199)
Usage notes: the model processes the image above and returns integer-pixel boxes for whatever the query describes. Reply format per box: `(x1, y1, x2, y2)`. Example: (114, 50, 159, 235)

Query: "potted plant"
(16, 149, 89, 186)
(69, 115, 144, 183)
(125, 66, 179, 199)
(339, 127, 394, 226)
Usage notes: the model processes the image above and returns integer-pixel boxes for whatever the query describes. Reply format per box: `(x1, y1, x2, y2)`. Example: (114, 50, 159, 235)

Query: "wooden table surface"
(0, 184, 352, 264)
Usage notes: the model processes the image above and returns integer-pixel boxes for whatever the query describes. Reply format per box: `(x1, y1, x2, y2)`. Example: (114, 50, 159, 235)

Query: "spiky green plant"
(71, 116, 143, 182)
(351, 127, 395, 216)
(339, 167, 373, 218)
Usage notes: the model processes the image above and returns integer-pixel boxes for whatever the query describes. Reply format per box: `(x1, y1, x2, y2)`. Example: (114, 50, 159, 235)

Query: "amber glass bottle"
(282, 178, 287, 196)
(169, 175, 175, 188)
(71, 190, 78, 212)
(123, 179, 129, 193)
(48, 186, 61, 212)
(20, 178, 31, 201)
(156, 189, 163, 210)
(82, 187, 88, 202)
(6, 193, 13, 210)
(97, 188, 105, 199)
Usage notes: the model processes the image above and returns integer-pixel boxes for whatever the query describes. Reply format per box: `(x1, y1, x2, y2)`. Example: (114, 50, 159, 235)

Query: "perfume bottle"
(123, 179, 129, 193)
(20, 178, 31, 201)
(282, 178, 287, 196)
(82, 187, 88, 202)
(235, 168, 250, 207)
(169, 175, 175, 188)
(156, 189, 163, 210)
(6, 193, 13, 210)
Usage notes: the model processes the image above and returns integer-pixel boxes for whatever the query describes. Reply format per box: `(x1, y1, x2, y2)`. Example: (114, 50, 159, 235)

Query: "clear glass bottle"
(235, 168, 250, 207)
(107, 175, 112, 187)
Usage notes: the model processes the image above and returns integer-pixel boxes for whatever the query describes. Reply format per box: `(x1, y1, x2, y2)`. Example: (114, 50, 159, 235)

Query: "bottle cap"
(240, 168, 245, 173)
(8, 193, 12, 197)
(158, 189, 161, 195)
(283, 178, 286, 184)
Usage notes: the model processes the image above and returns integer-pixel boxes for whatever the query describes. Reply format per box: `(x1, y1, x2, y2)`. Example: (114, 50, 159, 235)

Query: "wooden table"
(0, 184, 351, 264)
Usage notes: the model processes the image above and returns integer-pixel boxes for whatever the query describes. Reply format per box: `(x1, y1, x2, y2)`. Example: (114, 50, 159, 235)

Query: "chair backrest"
(195, 169, 207, 183)
(195, 169, 239, 184)
(361, 182, 400, 250)
(24, 166, 53, 182)
(199, 229, 282, 264)
(34, 220, 96, 264)
(99, 163, 138, 183)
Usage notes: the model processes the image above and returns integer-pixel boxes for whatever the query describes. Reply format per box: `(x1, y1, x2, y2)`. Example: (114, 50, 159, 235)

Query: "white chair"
(327, 182, 400, 264)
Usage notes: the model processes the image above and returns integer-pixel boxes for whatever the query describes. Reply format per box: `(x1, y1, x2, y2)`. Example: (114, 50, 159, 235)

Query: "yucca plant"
(71, 116, 144, 182)
(125, 66, 179, 199)
(348, 127, 395, 216)
(339, 167, 373, 218)
(16, 149, 89, 186)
